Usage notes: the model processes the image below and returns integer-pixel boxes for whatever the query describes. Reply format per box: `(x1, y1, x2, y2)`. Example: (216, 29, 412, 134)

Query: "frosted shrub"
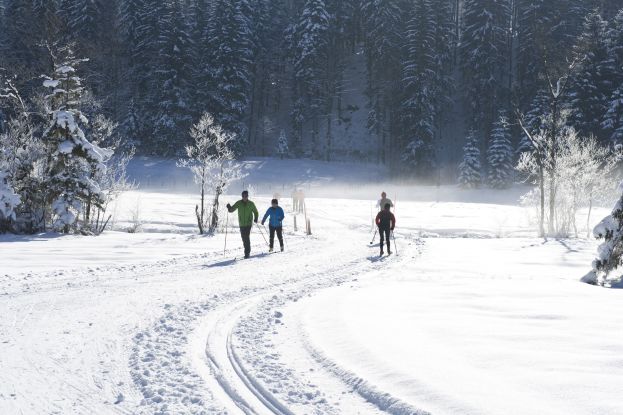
(178, 113, 247, 234)
(517, 124, 619, 237)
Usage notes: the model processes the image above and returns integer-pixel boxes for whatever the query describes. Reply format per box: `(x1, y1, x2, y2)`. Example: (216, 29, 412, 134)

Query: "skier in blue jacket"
(261, 199, 285, 252)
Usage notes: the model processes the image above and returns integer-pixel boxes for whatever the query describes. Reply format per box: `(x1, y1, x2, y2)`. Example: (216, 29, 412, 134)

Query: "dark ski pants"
(240, 226, 252, 257)
(269, 225, 284, 249)
(379, 226, 391, 253)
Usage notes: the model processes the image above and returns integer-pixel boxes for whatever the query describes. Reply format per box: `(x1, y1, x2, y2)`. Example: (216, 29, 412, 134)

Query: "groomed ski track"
(0, 201, 420, 415)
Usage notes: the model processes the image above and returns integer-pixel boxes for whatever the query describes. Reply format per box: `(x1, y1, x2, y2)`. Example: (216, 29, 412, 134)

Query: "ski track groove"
(2, 207, 425, 414)
(230, 236, 425, 415)
(128, 223, 416, 414)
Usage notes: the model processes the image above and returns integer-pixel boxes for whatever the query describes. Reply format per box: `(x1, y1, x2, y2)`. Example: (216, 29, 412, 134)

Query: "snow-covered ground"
(1, 158, 622, 415)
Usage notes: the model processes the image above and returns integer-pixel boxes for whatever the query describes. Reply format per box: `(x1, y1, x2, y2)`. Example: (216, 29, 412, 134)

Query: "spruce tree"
(292, 0, 331, 137)
(602, 85, 623, 144)
(583, 182, 623, 286)
(518, 89, 550, 155)
(210, 0, 254, 152)
(461, 0, 510, 134)
(151, 2, 193, 154)
(568, 11, 613, 142)
(400, 0, 436, 177)
(458, 130, 482, 189)
(277, 130, 289, 159)
(487, 111, 514, 189)
(42, 47, 111, 232)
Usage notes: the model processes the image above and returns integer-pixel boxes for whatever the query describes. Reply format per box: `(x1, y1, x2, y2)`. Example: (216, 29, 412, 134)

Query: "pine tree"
(361, 0, 404, 165)
(2, 0, 37, 68)
(583, 182, 623, 286)
(151, 2, 193, 155)
(517, 89, 550, 155)
(458, 130, 482, 189)
(292, 0, 331, 157)
(0, 171, 21, 232)
(125, 0, 160, 147)
(515, 0, 587, 112)
(277, 129, 289, 159)
(602, 85, 623, 144)
(189, 0, 216, 119)
(210, 0, 254, 152)
(568, 11, 613, 142)
(461, 0, 510, 134)
(487, 111, 514, 189)
(42, 47, 111, 232)
(400, 0, 436, 177)
(602, 10, 623, 144)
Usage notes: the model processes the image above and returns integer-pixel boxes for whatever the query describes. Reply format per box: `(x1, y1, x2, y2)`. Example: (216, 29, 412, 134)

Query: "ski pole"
(255, 222, 269, 246)
(224, 211, 229, 256)
(392, 230, 398, 256)
(370, 227, 377, 245)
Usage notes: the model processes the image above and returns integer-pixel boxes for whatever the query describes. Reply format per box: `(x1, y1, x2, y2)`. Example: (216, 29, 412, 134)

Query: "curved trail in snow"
(0, 200, 422, 414)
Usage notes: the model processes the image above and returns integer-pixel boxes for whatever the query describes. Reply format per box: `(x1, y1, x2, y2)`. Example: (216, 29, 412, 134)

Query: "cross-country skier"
(377, 192, 394, 211)
(375, 203, 396, 256)
(261, 199, 285, 252)
(227, 190, 259, 259)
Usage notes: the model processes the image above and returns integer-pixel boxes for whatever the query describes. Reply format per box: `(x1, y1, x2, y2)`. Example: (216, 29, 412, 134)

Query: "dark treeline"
(1, 0, 622, 179)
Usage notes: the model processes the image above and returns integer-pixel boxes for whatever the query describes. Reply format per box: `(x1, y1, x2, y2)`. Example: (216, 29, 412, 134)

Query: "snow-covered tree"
(487, 112, 514, 189)
(458, 130, 482, 189)
(602, 85, 623, 144)
(361, 0, 404, 164)
(0, 74, 46, 233)
(517, 121, 617, 237)
(399, 0, 436, 178)
(151, 2, 193, 155)
(518, 89, 550, 155)
(210, 0, 254, 152)
(277, 129, 289, 159)
(461, 0, 510, 134)
(178, 112, 246, 234)
(583, 182, 623, 286)
(568, 11, 613, 142)
(42, 47, 112, 233)
(0, 171, 20, 232)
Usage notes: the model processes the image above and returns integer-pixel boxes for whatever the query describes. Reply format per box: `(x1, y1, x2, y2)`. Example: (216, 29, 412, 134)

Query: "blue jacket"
(262, 206, 285, 228)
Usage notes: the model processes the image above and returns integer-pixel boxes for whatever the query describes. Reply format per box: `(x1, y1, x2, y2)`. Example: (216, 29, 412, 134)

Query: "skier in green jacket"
(227, 190, 259, 258)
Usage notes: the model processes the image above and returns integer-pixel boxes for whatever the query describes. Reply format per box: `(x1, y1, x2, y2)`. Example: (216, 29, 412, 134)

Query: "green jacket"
(228, 200, 259, 227)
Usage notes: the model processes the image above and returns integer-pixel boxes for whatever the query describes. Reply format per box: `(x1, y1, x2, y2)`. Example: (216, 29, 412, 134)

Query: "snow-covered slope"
(1, 157, 621, 415)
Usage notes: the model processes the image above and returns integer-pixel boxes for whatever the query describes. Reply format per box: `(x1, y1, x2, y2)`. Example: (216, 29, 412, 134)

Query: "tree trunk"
(587, 197, 593, 239)
(539, 165, 545, 238)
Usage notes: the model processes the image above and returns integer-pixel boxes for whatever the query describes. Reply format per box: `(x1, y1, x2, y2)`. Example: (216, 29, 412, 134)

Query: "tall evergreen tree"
(568, 11, 613, 142)
(2, 0, 37, 69)
(487, 111, 514, 189)
(42, 47, 111, 232)
(151, 2, 194, 154)
(461, 0, 511, 137)
(210, 0, 255, 152)
(458, 130, 483, 189)
(516, 0, 588, 111)
(399, 0, 436, 177)
(361, 0, 405, 165)
(292, 0, 331, 157)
